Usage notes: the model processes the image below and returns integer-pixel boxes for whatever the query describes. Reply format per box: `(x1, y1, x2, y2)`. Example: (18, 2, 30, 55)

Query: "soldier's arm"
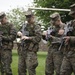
(69, 36, 75, 43)
(2, 24, 17, 41)
(28, 25, 42, 44)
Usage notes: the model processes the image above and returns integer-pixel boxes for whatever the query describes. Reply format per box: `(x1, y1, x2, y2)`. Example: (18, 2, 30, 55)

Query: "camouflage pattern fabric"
(60, 53, 75, 75)
(1, 49, 12, 75)
(60, 19, 75, 75)
(18, 23, 41, 75)
(18, 51, 38, 75)
(45, 23, 65, 75)
(0, 22, 16, 75)
(45, 46, 63, 75)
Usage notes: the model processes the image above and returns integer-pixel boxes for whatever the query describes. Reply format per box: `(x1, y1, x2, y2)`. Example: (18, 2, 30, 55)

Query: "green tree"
(7, 7, 26, 31)
(34, 0, 75, 29)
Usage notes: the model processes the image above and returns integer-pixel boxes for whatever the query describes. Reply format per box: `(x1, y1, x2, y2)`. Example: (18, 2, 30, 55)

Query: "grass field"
(12, 50, 47, 75)
(11, 50, 74, 75)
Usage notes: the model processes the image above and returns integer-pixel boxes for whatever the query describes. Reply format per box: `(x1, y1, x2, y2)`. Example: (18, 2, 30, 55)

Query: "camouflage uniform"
(0, 12, 16, 75)
(18, 10, 41, 75)
(60, 4, 75, 75)
(45, 12, 65, 75)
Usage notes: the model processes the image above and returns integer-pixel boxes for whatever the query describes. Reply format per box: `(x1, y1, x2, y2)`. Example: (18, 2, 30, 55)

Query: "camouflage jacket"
(50, 23, 65, 45)
(21, 22, 42, 52)
(0, 22, 17, 49)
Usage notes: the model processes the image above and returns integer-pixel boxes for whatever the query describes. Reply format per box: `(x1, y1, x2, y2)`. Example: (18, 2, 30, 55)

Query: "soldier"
(45, 12, 65, 75)
(0, 12, 16, 75)
(60, 3, 75, 75)
(17, 10, 41, 75)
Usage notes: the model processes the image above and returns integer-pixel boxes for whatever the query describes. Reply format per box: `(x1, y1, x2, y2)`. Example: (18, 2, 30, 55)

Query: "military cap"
(69, 4, 75, 15)
(0, 12, 6, 19)
(25, 10, 34, 18)
(50, 12, 60, 21)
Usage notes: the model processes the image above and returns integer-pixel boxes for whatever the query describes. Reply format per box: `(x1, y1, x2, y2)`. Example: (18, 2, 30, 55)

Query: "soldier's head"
(0, 12, 8, 24)
(25, 10, 35, 24)
(69, 4, 75, 18)
(50, 12, 61, 26)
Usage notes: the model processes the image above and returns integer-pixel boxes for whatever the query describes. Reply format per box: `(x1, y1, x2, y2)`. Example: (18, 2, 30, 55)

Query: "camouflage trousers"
(17, 43, 22, 56)
(18, 51, 38, 75)
(45, 46, 63, 75)
(60, 51, 75, 75)
(0, 49, 12, 75)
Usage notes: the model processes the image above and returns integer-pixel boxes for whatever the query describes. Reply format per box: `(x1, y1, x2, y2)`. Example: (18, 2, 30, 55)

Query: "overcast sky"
(0, 0, 33, 12)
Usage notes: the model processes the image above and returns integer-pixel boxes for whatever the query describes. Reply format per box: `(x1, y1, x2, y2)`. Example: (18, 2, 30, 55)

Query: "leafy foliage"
(34, 0, 75, 29)
(7, 7, 26, 31)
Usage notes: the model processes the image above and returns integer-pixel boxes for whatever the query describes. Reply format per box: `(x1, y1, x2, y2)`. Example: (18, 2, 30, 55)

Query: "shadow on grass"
(38, 54, 47, 58)
(12, 52, 18, 56)
(13, 53, 47, 57)
(12, 50, 47, 58)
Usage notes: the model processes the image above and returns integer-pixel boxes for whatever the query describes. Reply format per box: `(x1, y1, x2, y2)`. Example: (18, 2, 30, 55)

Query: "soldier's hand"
(50, 35, 55, 38)
(63, 36, 70, 44)
(17, 31, 23, 37)
(21, 36, 29, 40)
(58, 29, 64, 35)
(42, 31, 47, 36)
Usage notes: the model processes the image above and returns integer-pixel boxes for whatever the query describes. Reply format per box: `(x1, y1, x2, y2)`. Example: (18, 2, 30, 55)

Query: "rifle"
(21, 23, 29, 48)
(64, 21, 73, 36)
(58, 21, 74, 51)
(46, 26, 56, 40)
(58, 37, 65, 51)
(42, 26, 56, 44)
